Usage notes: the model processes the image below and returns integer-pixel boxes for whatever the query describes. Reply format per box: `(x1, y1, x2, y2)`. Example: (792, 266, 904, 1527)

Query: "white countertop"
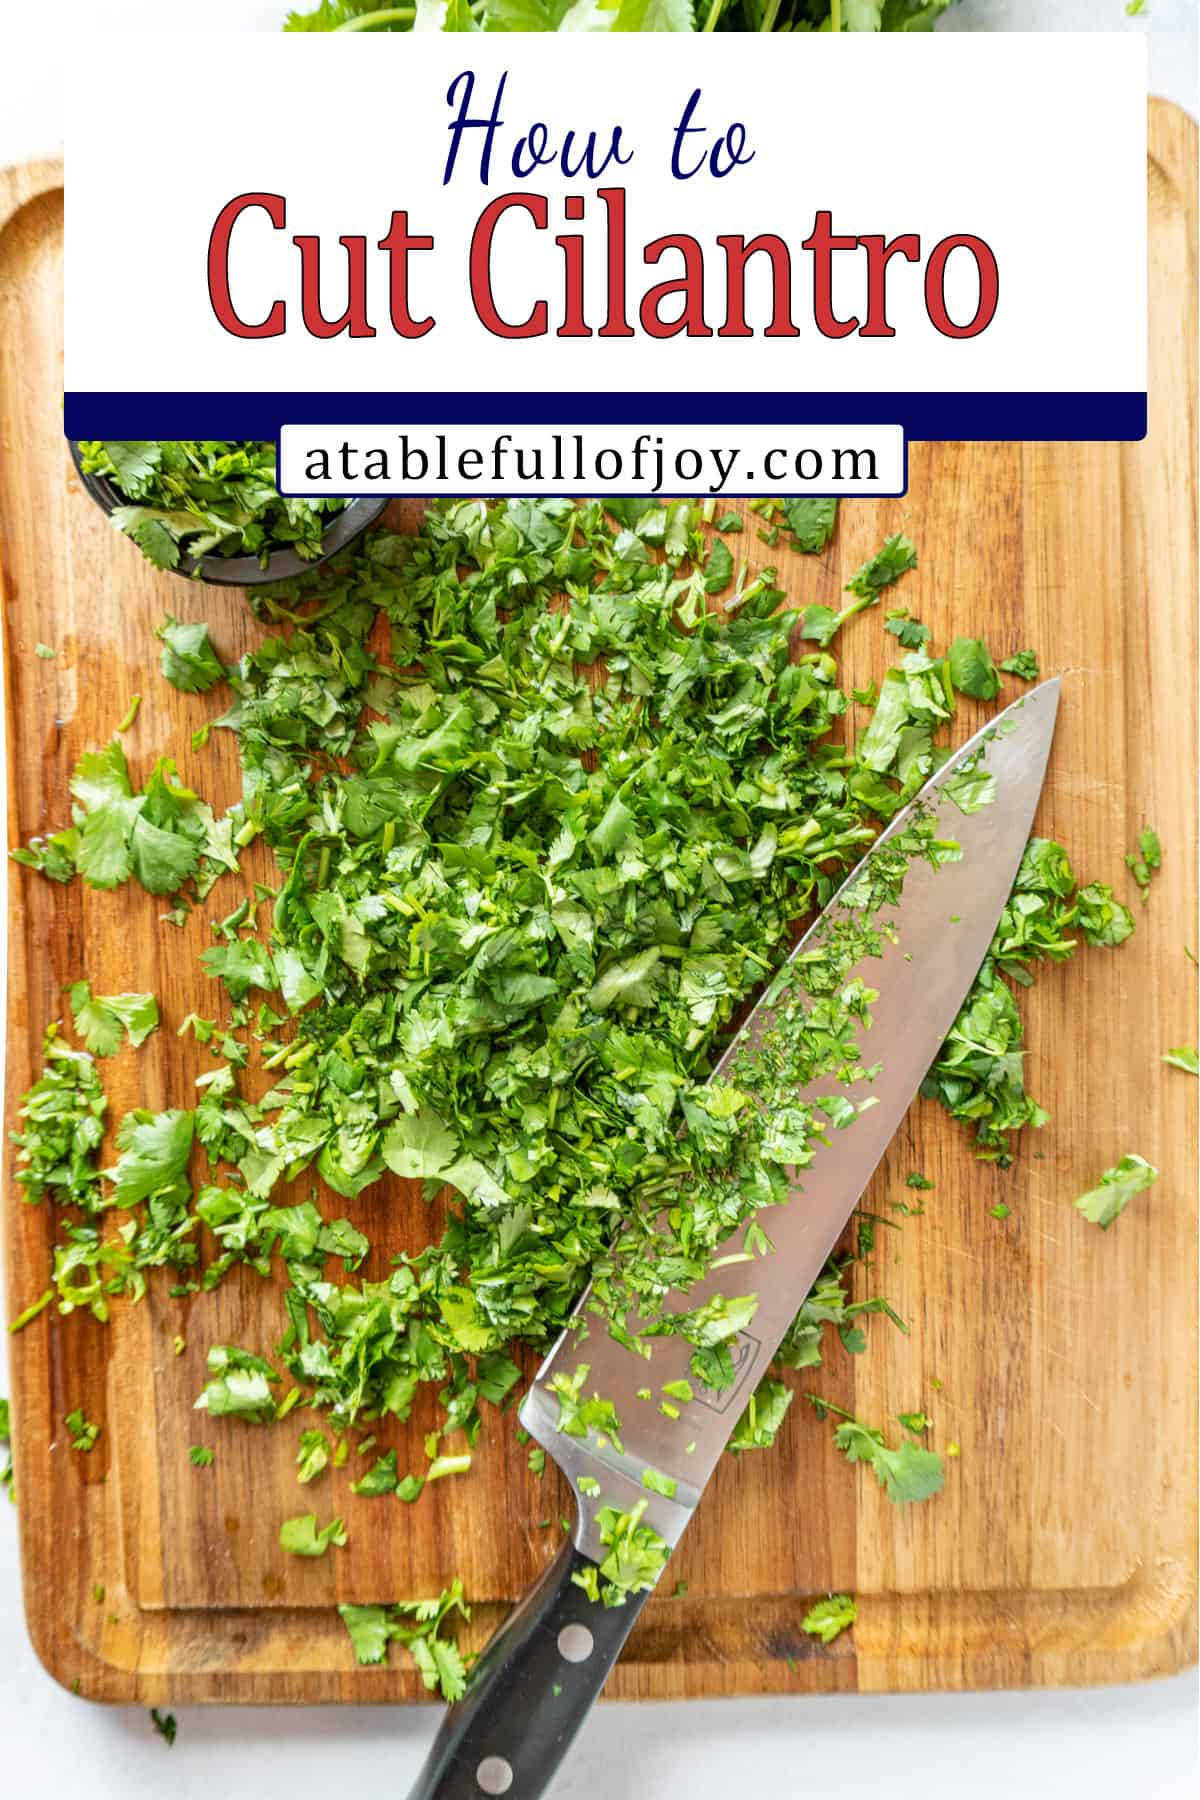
(1, 2, 1196, 1794)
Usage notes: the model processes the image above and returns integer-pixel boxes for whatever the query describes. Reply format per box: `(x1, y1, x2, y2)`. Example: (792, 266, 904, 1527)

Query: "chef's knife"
(408, 679, 1060, 1800)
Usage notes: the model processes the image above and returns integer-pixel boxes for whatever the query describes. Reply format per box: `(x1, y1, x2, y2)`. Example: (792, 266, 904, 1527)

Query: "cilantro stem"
(830, 0, 842, 29)
(8, 1288, 53, 1333)
(702, 0, 724, 30)
(334, 7, 416, 26)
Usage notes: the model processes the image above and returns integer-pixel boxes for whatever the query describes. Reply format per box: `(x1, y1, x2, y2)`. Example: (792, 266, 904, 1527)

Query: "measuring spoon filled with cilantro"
(71, 440, 384, 584)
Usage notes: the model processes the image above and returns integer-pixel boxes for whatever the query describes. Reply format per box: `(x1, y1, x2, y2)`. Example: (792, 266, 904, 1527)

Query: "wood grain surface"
(1, 105, 1196, 1707)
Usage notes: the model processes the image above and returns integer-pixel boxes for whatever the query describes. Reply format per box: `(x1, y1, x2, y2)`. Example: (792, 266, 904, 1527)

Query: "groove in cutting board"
(0, 108, 1196, 1704)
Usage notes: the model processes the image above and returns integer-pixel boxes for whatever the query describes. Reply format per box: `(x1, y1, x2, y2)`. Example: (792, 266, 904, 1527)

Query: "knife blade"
(407, 678, 1060, 1800)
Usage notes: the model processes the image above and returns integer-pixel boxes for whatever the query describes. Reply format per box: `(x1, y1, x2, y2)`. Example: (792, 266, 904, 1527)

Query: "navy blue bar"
(63, 391, 1147, 443)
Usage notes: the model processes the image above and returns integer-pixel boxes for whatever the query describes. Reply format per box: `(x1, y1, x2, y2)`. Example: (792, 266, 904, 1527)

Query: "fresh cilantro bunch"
(76, 441, 348, 572)
(283, 0, 955, 31)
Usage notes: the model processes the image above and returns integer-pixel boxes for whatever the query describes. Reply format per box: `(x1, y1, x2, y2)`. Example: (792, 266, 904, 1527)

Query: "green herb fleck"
(801, 1593, 857, 1644)
(1073, 1154, 1158, 1229)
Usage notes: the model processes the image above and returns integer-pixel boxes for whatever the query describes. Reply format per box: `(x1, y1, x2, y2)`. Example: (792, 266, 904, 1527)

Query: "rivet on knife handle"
(406, 1531, 653, 1800)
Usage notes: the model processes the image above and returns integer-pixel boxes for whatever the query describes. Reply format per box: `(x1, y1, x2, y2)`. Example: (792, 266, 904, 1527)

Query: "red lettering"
(639, 234, 711, 340)
(800, 210, 860, 340)
(555, 195, 590, 340)
(469, 195, 548, 339)
(716, 234, 799, 339)
(292, 234, 375, 339)
(377, 212, 435, 339)
(925, 234, 999, 338)
(206, 192, 286, 339)
(859, 233, 921, 339)
(597, 188, 634, 339)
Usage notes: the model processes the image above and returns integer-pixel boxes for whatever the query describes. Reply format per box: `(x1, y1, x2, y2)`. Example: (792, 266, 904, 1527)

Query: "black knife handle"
(406, 1537, 651, 1799)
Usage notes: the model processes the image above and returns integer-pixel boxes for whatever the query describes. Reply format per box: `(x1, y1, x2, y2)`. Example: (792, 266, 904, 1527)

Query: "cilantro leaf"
(279, 1512, 347, 1556)
(816, 1399, 945, 1505)
(1163, 1047, 1199, 1075)
(1126, 826, 1162, 902)
(729, 1376, 794, 1453)
(157, 616, 226, 694)
(947, 636, 1001, 700)
(999, 649, 1040, 681)
(1073, 1154, 1158, 1229)
(106, 1108, 193, 1208)
(65, 1407, 101, 1452)
(195, 1345, 279, 1423)
(338, 1603, 393, 1665)
(77, 440, 348, 570)
(69, 982, 158, 1058)
(885, 609, 930, 650)
(844, 533, 918, 601)
(338, 1583, 470, 1698)
(801, 1593, 857, 1644)
(201, 939, 278, 1002)
(352, 1449, 399, 1495)
(572, 1500, 670, 1607)
(702, 538, 734, 594)
(150, 1709, 177, 1748)
(296, 1428, 331, 1484)
(781, 497, 838, 554)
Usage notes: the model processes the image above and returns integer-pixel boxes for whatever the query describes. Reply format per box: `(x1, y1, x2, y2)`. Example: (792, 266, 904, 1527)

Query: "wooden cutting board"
(1, 105, 1195, 1708)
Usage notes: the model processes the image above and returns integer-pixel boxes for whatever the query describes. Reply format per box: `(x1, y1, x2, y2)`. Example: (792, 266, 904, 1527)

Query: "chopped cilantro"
(427, 1453, 472, 1483)
(352, 1449, 399, 1495)
(77, 441, 348, 571)
(1, 1398, 13, 1502)
(896, 1410, 931, 1434)
(68, 983, 158, 1058)
(801, 1593, 857, 1644)
(641, 1467, 678, 1499)
(279, 1512, 347, 1557)
(922, 837, 1134, 1164)
(188, 1445, 214, 1468)
(809, 1397, 945, 1505)
(296, 1429, 331, 1484)
(999, 650, 1040, 681)
(885, 609, 930, 650)
(1126, 826, 1162, 902)
(1073, 1154, 1158, 1229)
(947, 636, 1001, 701)
(150, 1709, 177, 1747)
(1163, 1047, 1198, 1075)
(157, 616, 226, 694)
(845, 532, 918, 602)
(702, 537, 734, 593)
(780, 497, 838, 553)
(571, 1501, 670, 1607)
(338, 1582, 469, 1700)
(2, 495, 1143, 1592)
(729, 1377, 794, 1453)
(194, 1346, 279, 1423)
(65, 1408, 101, 1452)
